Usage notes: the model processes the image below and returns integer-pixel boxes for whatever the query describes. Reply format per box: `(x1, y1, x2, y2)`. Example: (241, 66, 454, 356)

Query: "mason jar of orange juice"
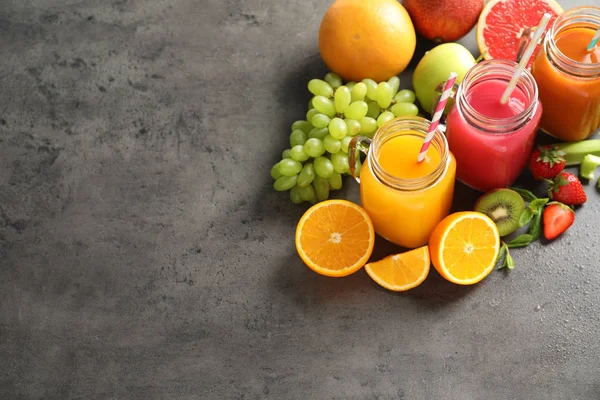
(531, 6, 600, 141)
(349, 117, 456, 249)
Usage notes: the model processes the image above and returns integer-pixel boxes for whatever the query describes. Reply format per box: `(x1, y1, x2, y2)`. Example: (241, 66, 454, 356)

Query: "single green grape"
(323, 134, 342, 154)
(312, 96, 336, 117)
(290, 129, 308, 147)
(271, 163, 282, 180)
(388, 76, 400, 96)
(376, 111, 395, 128)
(291, 120, 313, 134)
(345, 101, 368, 120)
(340, 136, 352, 153)
(328, 117, 347, 140)
(311, 113, 331, 129)
(308, 79, 333, 98)
(304, 138, 326, 158)
(360, 117, 378, 135)
(331, 151, 349, 174)
(290, 145, 309, 162)
(306, 107, 319, 122)
(351, 82, 367, 102)
(334, 86, 351, 114)
(282, 148, 292, 159)
(297, 184, 316, 202)
(314, 156, 334, 178)
(274, 175, 298, 191)
(290, 186, 303, 204)
(362, 78, 378, 101)
(344, 119, 361, 136)
(297, 163, 315, 187)
(394, 89, 416, 104)
(313, 176, 330, 202)
(391, 102, 419, 117)
(278, 158, 302, 176)
(328, 172, 343, 190)
(366, 101, 381, 119)
(308, 127, 329, 140)
(324, 72, 342, 90)
(345, 81, 356, 90)
(376, 81, 393, 109)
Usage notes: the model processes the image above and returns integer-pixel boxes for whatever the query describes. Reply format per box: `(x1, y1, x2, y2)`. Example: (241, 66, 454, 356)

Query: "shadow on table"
(246, 50, 329, 223)
(270, 246, 483, 311)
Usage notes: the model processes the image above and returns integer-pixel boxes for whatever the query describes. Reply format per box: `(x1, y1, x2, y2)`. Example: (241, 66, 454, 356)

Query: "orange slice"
(428, 212, 500, 285)
(364, 246, 430, 292)
(295, 199, 375, 277)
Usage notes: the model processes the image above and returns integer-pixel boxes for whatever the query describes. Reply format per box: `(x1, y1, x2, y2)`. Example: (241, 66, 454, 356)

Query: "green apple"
(412, 43, 476, 115)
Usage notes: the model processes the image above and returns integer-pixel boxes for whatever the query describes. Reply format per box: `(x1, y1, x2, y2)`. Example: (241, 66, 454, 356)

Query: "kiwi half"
(474, 188, 525, 237)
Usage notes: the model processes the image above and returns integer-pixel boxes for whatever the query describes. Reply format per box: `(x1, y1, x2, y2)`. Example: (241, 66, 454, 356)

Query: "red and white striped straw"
(417, 72, 457, 163)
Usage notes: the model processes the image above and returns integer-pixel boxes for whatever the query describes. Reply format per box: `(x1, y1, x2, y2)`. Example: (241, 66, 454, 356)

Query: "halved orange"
(295, 199, 375, 277)
(364, 246, 430, 292)
(428, 212, 500, 285)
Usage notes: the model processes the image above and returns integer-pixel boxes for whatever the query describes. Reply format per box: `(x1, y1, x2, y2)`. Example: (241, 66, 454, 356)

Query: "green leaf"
(510, 187, 538, 202)
(507, 234, 534, 248)
(498, 244, 515, 270)
(506, 249, 515, 270)
(519, 208, 535, 227)
(496, 243, 508, 270)
(529, 198, 549, 213)
(496, 243, 508, 269)
(528, 212, 543, 241)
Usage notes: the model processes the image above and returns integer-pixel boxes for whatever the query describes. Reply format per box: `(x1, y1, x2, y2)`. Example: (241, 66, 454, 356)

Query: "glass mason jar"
(445, 60, 542, 192)
(531, 6, 600, 141)
(349, 116, 456, 249)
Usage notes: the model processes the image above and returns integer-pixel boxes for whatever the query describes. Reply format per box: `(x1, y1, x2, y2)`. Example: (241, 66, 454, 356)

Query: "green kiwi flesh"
(474, 188, 525, 237)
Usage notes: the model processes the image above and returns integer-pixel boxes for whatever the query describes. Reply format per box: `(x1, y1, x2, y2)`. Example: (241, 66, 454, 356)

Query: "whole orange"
(318, 0, 416, 82)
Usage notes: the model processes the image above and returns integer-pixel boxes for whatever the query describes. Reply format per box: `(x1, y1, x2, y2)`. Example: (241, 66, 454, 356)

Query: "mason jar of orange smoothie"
(531, 6, 600, 141)
(348, 117, 456, 249)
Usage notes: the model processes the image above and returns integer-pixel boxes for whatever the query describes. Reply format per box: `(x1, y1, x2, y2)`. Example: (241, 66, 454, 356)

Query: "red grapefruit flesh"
(477, 0, 563, 68)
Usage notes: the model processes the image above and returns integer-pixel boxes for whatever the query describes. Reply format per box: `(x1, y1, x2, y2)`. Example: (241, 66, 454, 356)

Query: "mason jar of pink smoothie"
(444, 60, 543, 192)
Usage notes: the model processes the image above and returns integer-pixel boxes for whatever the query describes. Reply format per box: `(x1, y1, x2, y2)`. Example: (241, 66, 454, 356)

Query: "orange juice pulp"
(359, 133, 456, 248)
(532, 27, 600, 141)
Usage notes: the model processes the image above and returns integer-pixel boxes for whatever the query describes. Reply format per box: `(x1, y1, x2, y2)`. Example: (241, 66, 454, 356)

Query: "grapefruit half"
(477, 0, 563, 68)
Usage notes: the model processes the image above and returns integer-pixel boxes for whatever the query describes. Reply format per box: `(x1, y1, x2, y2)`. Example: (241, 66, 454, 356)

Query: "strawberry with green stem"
(529, 145, 566, 180)
(547, 171, 587, 206)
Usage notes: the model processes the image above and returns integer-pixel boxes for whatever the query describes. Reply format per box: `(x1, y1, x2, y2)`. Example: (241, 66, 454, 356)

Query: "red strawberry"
(543, 202, 575, 240)
(529, 145, 566, 179)
(547, 171, 587, 205)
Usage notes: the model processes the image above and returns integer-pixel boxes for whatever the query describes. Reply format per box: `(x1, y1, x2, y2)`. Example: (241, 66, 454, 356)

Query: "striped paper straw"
(587, 27, 600, 52)
(417, 72, 457, 163)
(500, 13, 551, 104)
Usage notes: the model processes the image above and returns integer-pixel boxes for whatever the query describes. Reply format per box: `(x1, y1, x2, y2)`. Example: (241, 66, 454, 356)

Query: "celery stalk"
(580, 154, 600, 180)
(550, 140, 600, 166)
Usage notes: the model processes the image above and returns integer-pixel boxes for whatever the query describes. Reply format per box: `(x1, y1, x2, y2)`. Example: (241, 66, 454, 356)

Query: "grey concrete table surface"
(1, 0, 600, 399)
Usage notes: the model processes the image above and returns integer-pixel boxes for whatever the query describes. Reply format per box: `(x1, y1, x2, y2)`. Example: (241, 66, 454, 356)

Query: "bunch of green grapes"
(271, 72, 419, 204)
